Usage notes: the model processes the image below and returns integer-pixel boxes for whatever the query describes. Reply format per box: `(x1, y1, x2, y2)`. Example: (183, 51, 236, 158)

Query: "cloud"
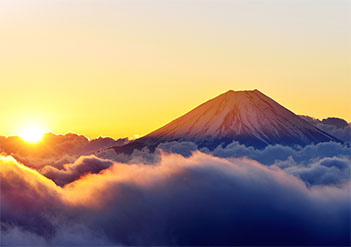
(96, 141, 198, 165)
(0, 155, 110, 245)
(97, 140, 351, 186)
(210, 141, 351, 165)
(300, 116, 351, 142)
(98, 146, 160, 165)
(157, 141, 198, 157)
(100, 140, 350, 166)
(0, 156, 63, 241)
(1, 153, 350, 246)
(40, 155, 114, 186)
(209, 141, 351, 186)
(0, 227, 47, 246)
(282, 157, 350, 186)
(0, 133, 129, 169)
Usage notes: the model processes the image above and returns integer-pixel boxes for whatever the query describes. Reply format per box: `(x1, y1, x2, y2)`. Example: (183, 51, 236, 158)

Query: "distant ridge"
(112, 89, 340, 154)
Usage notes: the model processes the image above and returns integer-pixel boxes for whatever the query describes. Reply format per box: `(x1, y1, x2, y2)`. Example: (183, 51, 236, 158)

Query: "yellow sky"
(0, 0, 350, 139)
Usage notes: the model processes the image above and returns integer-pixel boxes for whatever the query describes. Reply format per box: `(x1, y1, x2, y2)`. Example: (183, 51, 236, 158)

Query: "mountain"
(112, 89, 340, 153)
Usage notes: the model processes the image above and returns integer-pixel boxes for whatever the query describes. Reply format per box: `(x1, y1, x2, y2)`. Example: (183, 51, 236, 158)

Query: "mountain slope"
(113, 90, 340, 153)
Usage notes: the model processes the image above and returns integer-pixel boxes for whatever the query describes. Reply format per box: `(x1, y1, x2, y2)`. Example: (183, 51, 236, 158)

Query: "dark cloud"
(98, 141, 198, 165)
(0, 227, 47, 246)
(157, 141, 198, 157)
(1, 153, 350, 246)
(96, 141, 198, 164)
(0, 156, 111, 245)
(40, 155, 114, 186)
(0, 156, 63, 241)
(98, 146, 160, 165)
(282, 157, 350, 186)
(300, 116, 351, 142)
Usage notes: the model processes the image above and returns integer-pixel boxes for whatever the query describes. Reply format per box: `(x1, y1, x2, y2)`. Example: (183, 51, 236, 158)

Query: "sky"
(0, 0, 350, 139)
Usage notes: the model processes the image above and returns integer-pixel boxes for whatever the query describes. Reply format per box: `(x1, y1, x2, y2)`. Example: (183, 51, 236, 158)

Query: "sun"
(19, 125, 45, 143)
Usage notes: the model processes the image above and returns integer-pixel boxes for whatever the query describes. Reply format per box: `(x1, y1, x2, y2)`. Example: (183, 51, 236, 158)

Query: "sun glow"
(19, 126, 45, 143)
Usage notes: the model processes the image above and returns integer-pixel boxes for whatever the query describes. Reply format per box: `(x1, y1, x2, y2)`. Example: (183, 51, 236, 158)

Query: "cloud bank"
(210, 141, 351, 165)
(283, 157, 350, 186)
(300, 116, 351, 142)
(97, 140, 351, 186)
(0, 133, 128, 169)
(1, 153, 350, 246)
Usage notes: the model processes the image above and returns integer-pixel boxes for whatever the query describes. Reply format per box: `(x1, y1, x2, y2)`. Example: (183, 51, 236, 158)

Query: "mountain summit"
(113, 89, 340, 153)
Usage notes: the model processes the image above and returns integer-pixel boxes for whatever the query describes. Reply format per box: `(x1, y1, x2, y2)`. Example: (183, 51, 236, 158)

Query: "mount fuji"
(112, 89, 340, 153)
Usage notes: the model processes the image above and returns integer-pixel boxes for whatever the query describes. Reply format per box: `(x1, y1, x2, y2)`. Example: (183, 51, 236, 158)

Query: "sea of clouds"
(1, 117, 350, 245)
(1, 139, 350, 246)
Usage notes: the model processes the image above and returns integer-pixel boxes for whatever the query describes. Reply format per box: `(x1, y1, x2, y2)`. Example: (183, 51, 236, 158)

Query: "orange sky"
(0, 0, 350, 139)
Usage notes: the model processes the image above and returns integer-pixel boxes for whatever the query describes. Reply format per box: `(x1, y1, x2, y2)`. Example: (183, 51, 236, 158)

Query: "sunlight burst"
(19, 125, 45, 143)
